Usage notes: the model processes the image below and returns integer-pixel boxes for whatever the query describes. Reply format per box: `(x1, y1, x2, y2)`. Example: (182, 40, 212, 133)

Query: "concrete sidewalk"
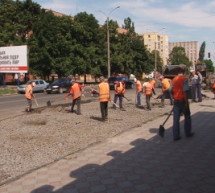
(0, 92, 215, 193)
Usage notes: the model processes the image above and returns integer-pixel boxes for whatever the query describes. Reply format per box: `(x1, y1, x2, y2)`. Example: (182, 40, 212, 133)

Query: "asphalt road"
(0, 87, 136, 121)
(0, 92, 73, 120)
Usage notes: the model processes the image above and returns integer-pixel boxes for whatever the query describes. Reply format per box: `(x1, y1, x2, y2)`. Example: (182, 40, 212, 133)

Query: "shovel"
(122, 95, 131, 101)
(47, 95, 66, 107)
(34, 97, 39, 107)
(159, 107, 174, 137)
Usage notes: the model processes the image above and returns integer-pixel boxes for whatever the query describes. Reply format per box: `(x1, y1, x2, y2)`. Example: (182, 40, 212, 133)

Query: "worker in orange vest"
(172, 67, 194, 141)
(136, 78, 143, 106)
(212, 80, 215, 99)
(112, 80, 126, 110)
(25, 81, 36, 112)
(143, 78, 153, 110)
(98, 76, 110, 121)
(160, 76, 173, 107)
(150, 78, 156, 95)
(66, 80, 82, 115)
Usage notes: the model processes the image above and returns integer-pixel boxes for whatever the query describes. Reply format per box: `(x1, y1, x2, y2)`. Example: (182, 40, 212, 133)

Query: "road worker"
(98, 76, 110, 121)
(112, 80, 126, 110)
(143, 78, 153, 110)
(150, 78, 156, 95)
(171, 67, 194, 141)
(66, 80, 82, 115)
(136, 78, 143, 106)
(25, 81, 36, 112)
(212, 80, 215, 99)
(160, 76, 173, 107)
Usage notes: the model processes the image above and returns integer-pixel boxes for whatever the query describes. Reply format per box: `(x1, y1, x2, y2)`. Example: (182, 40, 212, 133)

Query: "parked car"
(17, 79, 49, 94)
(108, 76, 134, 90)
(45, 78, 72, 94)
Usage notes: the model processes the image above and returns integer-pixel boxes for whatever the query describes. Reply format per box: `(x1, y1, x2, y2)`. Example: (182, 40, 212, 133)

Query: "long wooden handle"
(162, 108, 173, 126)
(34, 98, 39, 107)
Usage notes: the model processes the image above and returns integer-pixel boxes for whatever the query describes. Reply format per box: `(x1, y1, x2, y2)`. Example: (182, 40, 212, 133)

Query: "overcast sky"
(29, 0, 215, 62)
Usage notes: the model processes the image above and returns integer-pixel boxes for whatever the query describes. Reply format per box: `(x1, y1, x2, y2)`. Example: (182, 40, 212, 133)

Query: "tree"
(72, 12, 106, 77)
(168, 46, 192, 67)
(199, 41, 206, 62)
(122, 17, 135, 33)
(204, 59, 214, 73)
(0, 0, 41, 46)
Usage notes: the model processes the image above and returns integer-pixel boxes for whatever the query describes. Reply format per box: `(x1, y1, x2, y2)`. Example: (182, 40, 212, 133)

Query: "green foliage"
(122, 17, 135, 33)
(199, 41, 206, 62)
(0, 0, 41, 46)
(204, 59, 214, 73)
(1, 1, 153, 79)
(168, 46, 192, 67)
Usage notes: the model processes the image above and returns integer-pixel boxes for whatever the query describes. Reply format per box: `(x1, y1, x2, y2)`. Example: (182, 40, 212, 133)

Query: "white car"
(17, 79, 49, 93)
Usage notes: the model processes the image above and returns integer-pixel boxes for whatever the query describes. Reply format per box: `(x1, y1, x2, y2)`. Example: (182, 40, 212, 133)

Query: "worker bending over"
(66, 80, 82, 115)
(160, 76, 173, 107)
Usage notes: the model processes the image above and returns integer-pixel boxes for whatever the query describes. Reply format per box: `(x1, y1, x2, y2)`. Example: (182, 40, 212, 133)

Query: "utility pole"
(100, 6, 120, 78)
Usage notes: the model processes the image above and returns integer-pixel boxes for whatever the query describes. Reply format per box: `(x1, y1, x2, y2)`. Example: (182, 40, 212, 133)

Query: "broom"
(159, 107, 174, 137)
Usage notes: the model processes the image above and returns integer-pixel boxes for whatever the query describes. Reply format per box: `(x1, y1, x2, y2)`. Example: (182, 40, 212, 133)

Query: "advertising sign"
(0, 45, 28, 73)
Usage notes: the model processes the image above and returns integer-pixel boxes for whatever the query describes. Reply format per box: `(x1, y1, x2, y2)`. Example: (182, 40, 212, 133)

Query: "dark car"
(108, 76, 134, 90)
(45, 78, 71, 94)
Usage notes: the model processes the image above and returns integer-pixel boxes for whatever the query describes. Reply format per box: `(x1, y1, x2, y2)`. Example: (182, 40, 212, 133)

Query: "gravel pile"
(0, 93, 174, 185)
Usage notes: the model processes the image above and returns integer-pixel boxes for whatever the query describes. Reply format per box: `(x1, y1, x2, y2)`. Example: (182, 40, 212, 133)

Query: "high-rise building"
(138, 33, 169, 66)
(169, 41, 199, 68)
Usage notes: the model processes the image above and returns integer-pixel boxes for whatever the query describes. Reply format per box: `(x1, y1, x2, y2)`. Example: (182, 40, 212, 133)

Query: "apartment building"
(138, 33, 169, 66)
(169, 41, 199, 68)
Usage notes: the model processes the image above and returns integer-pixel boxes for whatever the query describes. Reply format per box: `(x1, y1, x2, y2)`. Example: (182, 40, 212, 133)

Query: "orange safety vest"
(150, 79, 156, 89)
(136, 80, 143, 93)
(162, 78, 171, 92)
(213, 82, 215, 89)
(115, 82, 125, 95)
(71, 83, 81, 100)
(172, 75, 187, 101)
(99, 82, 110, 102)
(25, 84, 33, 99)
(145, 82, 152, 95)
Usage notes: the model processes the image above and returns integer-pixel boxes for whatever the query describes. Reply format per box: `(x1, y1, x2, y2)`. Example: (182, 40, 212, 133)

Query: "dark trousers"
(113, 94, 123, 108)
(196, 84, 202, 102)
(71, 97, 81, 114)
(173, 100, 192, 139)
(161, 89, 173, 105)
(100, 102, 108, 121)
(152, 88, 156, 95)
(146, 94, 151, 110)
(191, 84, 197, 101)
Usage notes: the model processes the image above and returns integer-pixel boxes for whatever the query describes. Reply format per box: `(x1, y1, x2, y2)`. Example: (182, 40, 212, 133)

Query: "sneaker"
(186, 132, 194, 138)
(174, 137, 181, 141)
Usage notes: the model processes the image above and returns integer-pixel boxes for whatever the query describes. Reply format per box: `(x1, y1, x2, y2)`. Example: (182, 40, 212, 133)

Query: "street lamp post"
(105, 6, 120, 78)
(154, 28, 165, 78)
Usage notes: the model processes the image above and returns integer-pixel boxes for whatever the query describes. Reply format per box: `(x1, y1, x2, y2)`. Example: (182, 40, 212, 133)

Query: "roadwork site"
(0, 89, 211, 185)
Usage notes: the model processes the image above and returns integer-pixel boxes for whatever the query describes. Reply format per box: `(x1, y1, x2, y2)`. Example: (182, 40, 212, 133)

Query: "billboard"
(0, 45, 28, 73)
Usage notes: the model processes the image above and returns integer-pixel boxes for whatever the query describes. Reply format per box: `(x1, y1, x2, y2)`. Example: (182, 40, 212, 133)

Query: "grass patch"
(0, 89, 17, 95)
